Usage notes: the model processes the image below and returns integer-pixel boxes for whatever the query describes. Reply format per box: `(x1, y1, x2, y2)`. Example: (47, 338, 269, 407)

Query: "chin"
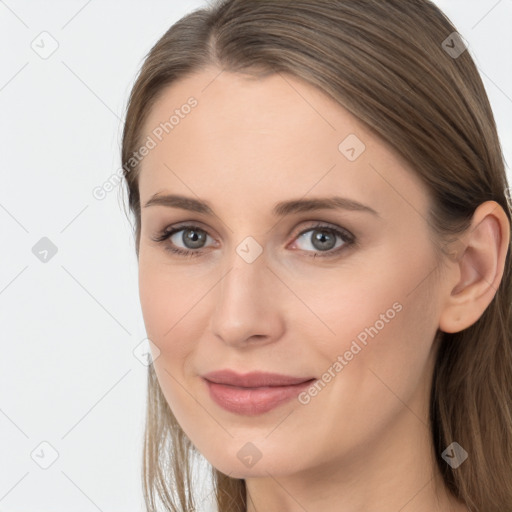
(204, 445, 304, 480)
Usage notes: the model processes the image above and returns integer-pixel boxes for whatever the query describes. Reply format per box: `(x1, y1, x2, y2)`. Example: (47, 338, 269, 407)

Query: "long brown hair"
(120, 1, 512, 510)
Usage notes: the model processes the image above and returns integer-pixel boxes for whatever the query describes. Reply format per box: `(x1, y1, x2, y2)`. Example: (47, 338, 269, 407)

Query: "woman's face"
(136, 67, 451, 478)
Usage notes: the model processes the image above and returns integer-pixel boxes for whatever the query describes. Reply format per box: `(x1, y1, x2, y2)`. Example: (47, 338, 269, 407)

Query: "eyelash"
(151, 222, 356, 259)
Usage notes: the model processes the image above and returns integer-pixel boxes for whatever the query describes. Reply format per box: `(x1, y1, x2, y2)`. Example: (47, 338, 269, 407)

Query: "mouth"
(201, 370, 317, 415)
(202, 369, 316, 387)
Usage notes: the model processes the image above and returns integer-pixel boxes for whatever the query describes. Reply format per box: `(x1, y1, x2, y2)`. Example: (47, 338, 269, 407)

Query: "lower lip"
(203, 378, 316, 415)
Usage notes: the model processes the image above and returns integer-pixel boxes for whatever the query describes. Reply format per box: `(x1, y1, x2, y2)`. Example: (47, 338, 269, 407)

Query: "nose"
(209, 250, 285, 348)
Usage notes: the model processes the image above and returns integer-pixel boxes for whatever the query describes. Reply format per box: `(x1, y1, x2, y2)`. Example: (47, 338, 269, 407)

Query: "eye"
(289, 223, 355, 258)
(151, 222, 356, 259)
(151, 225, 215, 257)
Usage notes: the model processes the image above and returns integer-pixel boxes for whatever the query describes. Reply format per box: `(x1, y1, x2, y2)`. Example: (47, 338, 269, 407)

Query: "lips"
(201, 369, 317, 415)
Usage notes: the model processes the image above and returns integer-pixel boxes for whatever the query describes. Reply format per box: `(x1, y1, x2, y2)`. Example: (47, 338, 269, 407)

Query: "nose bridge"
(210, 241, 282, 345)
(217, 243, 269, 314)
(220, 231, 269, 296)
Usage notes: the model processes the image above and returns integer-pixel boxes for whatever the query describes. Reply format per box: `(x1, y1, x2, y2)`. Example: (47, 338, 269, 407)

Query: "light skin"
(136, 67, 509, 512)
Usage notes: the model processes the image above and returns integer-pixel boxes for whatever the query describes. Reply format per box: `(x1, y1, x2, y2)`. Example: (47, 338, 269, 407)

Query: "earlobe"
(438, 201, 510, 334)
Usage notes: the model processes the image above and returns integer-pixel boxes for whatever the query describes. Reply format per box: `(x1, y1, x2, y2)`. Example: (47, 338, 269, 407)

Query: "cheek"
(298, 243, 439, 403)
(138, 262, 169, 343)
(316, 235, 439, 357)
(138, 264, 200, 419)
(138, 257, 192, 358)
(138, 254, 217, 379)
(313, 266, 439, 431)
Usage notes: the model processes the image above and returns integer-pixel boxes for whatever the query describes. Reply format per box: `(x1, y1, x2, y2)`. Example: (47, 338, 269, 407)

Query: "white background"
(0, 1, 510, 511)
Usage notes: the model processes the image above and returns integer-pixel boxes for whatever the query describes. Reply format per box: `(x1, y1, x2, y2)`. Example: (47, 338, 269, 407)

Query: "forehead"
(137, 68, 429, 220)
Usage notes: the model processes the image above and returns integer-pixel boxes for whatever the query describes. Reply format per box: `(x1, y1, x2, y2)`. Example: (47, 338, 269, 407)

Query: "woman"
(121, 1, 512, 510)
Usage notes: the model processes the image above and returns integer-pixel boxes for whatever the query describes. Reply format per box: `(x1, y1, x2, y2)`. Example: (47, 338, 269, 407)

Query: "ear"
(438, 200, 510, 334)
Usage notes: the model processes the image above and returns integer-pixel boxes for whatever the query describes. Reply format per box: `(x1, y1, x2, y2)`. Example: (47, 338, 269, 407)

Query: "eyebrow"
(143, 193, 380, 217)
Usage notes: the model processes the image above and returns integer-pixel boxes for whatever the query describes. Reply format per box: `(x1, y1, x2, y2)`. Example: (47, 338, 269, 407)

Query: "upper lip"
(202, 369, 316, 388)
